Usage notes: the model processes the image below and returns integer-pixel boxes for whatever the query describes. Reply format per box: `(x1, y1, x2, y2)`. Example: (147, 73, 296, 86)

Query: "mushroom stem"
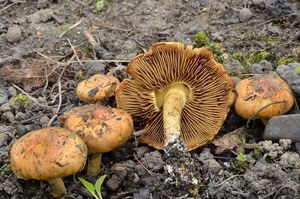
(87, 153, 102, 176)
(48, 178, 66, 197)
(163, 84, 189, 147)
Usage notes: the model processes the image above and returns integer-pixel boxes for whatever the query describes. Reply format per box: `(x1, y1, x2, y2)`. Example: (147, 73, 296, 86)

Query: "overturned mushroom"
(116, 42, 234, 151)
(234, 74, 294, 120)
(61, 104, 133, 176)
(76, 74, 119, 103)
(10, 127, 87, 197)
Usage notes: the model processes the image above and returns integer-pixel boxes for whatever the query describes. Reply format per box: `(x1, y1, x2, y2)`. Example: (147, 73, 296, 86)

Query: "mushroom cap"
(10, 127, 87, 181)
(76, 74, 120, 103)
(234, 74, 294, 119)
(115, 42, 235, 151)
(61, 104, 133, 154)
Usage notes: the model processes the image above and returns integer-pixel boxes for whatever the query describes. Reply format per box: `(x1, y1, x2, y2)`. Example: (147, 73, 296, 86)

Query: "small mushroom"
(61, 104, 133, 176)
(10, 127, 87, 197)
(234, 74, 294, 120)
(115, 42, 235, 151)
(76, 74, 120, 103)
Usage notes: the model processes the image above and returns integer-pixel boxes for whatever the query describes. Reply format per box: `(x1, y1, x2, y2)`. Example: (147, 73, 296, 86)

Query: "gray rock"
(6, 25, 22, 43)
(134, 146, 152, 158)
(8, 86, 17, 97)
(0, 85, 8, 105)
(239, 8, 252, 22)
(39, 116, 50, 127)
(263, 114, 300, 142)
(0, 132, 10, 146)
(27, 9, 54, 23)
(197, 148, 222, 173)
(249, 60, 274, 74)
(0, 102, 11, 112)
(224, 58, 244, 75)
(16, 124, 26, 136)
(106, 174, 122, 191)
(15, 112, 26, 121)
(142, 151, 164, 172)
(251, 0, 266, 8)
(266, 0, 296, 18)
(2, 111, 15, 123)
(276, 62, 300, 96)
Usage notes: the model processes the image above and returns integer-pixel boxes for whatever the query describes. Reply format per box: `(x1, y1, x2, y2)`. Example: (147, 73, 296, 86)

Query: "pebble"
(1, 111, 15, 123)
(0, 102, 11, 112)
(14, 112, 27, 121)
(263, 114, 300, 142)
(16, 124, 26, 136)
(266, 0, 296, 18)
(197, 148, 222, 173)
(6, 25, 22, 43)
(239, 8, 252, 22)
(106, 174, 122, 191)
(0, 85, 8, 105)
(276, 62, 300, 96)
(8, 86, 17, 98)
(39, 116, 50, 127)
(134, 146, 152, 158)
(0, 132, 10, 146)
(249, 60, 274, 74)
(141, 151, 164, 172)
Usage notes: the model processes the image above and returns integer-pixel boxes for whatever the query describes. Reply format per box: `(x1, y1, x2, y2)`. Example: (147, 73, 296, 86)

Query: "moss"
(12, 94, 32, 107)
(194, 32, 226, 63)
(55, 23, 72, 31)
(276, 56, 294, 66)
(247, 51, 270, 63)
(194, 32, 209, 47)
(246, 34, 279, 45)
(294, 64, 300, 75)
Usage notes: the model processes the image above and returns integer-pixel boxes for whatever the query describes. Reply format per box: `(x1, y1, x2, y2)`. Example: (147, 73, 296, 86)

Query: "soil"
(1, 0, 300, 199)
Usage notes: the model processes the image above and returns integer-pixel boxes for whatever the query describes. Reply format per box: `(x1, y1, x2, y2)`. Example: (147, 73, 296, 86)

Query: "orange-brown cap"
(10, 127, 87, 180)
(234, 74, 294, 120)
(76, 74, 119, 103)
(116, 42, 235, 151)
(61, 104, 133, 154)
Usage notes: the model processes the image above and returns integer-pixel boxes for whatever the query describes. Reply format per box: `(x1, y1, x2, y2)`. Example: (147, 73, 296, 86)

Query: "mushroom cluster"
(116, 42, 235, 150)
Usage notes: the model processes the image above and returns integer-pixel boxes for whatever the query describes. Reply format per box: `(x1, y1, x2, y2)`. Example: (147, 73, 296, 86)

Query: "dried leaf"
(212, 127, 246, 154)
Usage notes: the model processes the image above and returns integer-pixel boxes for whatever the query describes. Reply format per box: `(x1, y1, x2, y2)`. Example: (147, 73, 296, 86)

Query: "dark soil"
(1, 0, 300, 199)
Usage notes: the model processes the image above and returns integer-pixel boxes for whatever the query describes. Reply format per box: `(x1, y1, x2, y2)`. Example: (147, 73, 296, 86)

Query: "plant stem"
(87, 153, 102, 177)
(163, 84, 189, 147)
(48, 178, 66, 197)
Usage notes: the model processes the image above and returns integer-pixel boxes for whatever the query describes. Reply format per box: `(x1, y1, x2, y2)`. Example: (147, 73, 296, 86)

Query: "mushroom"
(61, 104, 133, 176)
(234, 74, 294, 120)
(115, 42, 235, 151)
(10, 127, 87, 197)
(76, 74, 120, 103)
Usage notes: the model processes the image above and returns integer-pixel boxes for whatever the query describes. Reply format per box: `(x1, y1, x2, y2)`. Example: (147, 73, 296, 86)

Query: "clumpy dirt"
(1, 0, 300, 198)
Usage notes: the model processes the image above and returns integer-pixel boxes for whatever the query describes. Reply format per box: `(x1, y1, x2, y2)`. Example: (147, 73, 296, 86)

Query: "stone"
(1, 111, 15, 123)
(6, 25, 22, 43)
(276, 62, 300, 96)
(0, 102, 11, 112)
(8, 86, 17, 98)
(249, 60, 274, 74)
(0, 85, 8, 106)
(251, 0, 266, 8)
(134, 146, 152, 158)
(142, 151, 164, 172)
(263, 114, 300, 142)
(0, 132, 10, 146)
(106, 174, 122, 191)
(27, 9, 54, 23)
(239, 8, 252, 22)
(39, 116, 50, 127)
(266, 0, 296, 18)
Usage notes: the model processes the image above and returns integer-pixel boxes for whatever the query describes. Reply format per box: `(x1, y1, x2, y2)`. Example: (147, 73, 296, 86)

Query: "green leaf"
(95, 175, 107, 199)
(78, 177, 99, 199)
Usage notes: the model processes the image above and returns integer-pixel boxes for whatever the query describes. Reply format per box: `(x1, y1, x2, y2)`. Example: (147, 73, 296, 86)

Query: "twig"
(59, 19, 83, 38)
(213, 175, 243, 187)
(133, 129, 146, 137)
(83, 31, 99, 49)
(133, 153, 153, 176)
(0, 1, 25, 13)
(47, 67, 65, 127)
(246, 100, 287, 126)
(67, 39, 83, 66)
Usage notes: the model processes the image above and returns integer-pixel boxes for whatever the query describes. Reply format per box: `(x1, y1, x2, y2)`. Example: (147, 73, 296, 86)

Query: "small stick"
(0, 1, 26, 13)
(67, 39, 83, 66)
(59, 19, 83, 38)
(133, 153, 153, 175)
(213, 175, 243, 187)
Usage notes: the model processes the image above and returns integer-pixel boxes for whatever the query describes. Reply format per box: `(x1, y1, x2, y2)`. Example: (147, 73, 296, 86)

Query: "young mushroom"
(115, 42, 235, 151)
(234, 74, 294, 121)
(76, 74, 120, 103)
(61, 104, 133, 176)
(10, 127, 88, 198)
